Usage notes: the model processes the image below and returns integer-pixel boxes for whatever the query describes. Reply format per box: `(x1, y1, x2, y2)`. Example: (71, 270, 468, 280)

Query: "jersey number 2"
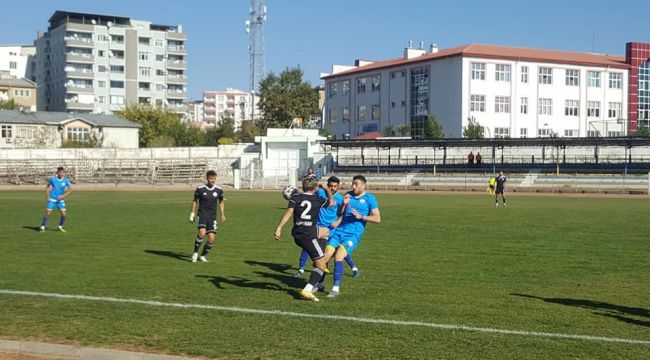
(300, 200, 312, 220)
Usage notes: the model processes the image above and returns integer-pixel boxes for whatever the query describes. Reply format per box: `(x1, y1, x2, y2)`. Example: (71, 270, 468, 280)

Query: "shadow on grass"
(244, 260, 293, 274)
(144, 249, 190, 262)
(512, 293, 650, 327)
(23, 225, 45, 232)
(196, 274, 289, 293)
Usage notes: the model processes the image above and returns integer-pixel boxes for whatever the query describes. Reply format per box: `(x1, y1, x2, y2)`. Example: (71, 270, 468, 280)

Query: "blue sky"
(1, 0, 649, 100)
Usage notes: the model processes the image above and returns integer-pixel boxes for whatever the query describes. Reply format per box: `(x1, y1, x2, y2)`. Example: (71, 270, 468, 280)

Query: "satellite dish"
(91, 19, 97, 25)
(107, 21, 113, 27)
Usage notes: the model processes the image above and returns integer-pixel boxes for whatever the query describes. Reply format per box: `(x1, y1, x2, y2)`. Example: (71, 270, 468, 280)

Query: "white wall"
(101, 127, 139, 148)
(0, 45, 35, 79)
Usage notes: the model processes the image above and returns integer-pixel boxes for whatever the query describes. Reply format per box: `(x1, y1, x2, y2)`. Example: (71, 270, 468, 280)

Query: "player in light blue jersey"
(322, 175, 381, 297)
(40, 167, 72, 232)
(294, 176, 360, 279)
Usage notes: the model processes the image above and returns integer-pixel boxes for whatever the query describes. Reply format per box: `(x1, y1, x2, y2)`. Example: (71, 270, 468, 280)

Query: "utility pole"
(245, 0, 267, 124)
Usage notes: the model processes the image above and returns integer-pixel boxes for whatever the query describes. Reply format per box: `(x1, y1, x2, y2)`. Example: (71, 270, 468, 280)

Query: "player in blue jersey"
(322, 175, 381, 297)
(293, 176, 361, 279)
(40, 167, 72, 232)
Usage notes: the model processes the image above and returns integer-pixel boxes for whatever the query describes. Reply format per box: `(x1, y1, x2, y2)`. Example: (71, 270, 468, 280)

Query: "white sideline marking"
(1, 289, 648, 346)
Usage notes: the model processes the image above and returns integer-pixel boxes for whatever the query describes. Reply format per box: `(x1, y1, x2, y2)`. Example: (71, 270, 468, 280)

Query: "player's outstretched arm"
(274, 208, 293, 241)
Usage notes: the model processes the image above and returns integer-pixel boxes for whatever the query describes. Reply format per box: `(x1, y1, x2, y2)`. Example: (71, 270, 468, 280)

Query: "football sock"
(298, 249, 309, 270)
(331, 285, 340, 293)
(59, 217, 65, 227)
(193, 236, 203, 253)
(317, 272, 327, 288)
(345, 255, 356, 269)
(304, 268, 324, 292)
(201, 241, 213, 256)
(41, 216, 48, 227)
(333, 261, 344, 286)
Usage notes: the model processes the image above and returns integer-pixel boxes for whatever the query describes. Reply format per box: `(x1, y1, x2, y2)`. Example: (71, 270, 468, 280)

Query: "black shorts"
(197, 212, 217, 234)
(495, 188, 505, 195)
(294, 236, 326, 261)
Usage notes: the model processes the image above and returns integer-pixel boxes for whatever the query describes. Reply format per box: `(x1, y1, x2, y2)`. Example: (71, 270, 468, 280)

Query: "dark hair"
(57, 167, 65, 172)
(327, 176, 340, 185)
(301, 176, 318, 192)
(353, 175, 367, 183)
(206, 170, 217, 178)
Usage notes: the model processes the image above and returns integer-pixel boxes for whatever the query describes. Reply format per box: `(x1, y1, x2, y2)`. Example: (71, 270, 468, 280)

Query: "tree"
(397, 124, 411, 136)
(423, 115, 444, 139)
(257, 67, 320, 130)
(319, 127, 333, 139)
(168, 122, 205, 147)
(0, 99, 20, 110)
(236, 120, 262, 143)
(382, 125, 396, 137)
(636, 125, 650, 137)
(463, 116, 484, 139)
(118, 105, 179, 147)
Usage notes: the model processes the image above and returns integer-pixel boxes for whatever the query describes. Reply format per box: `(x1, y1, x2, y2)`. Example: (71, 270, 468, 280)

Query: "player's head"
(56, 167, 65, 178)
(206, 170, 217, 186)
(327, 176, 340, 192)
(499, 171, 504, 176)
(352, 175, 367, 195)
(301, 176, 318, 192)
(307, 167, 314, 175)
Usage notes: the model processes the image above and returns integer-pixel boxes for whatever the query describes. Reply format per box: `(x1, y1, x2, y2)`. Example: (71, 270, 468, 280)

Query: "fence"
(236, 159, 297, 190)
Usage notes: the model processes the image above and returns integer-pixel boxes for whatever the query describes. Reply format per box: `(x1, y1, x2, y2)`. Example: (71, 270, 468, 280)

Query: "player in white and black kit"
(189, 170, 225, 263)
(274, 176, 335, 302)
(495, 171, 507, 207)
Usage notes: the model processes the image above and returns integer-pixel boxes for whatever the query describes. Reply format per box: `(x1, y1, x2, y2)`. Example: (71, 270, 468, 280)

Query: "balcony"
(166, 75, 187, 84)
(166, 60, 186, 69)
(66, 86, 94, 94)
(166, 31, 187, 41)
(166, 46, 186, 55)
(66, 53, 94, 63)
(203, 97, 216, 103)
(65, 23, 94, 33)
(66, 70, 94, 79)
(166, 90, 187, 99)
(167, 104, 187, 113)
(65, 102, 95, 110)
(65, 39, 94, 48)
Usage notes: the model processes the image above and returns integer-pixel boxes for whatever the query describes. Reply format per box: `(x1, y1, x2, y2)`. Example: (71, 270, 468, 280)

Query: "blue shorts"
(327, 231, 362, 255)
(46, 199, 66, 211)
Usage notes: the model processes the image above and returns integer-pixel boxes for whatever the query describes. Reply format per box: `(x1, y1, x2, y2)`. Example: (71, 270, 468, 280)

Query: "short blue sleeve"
(47, 177, 54, 187)
(315, 188, 327, 200)
(65, 178, 71, 188)
(367, 194, 379, 213)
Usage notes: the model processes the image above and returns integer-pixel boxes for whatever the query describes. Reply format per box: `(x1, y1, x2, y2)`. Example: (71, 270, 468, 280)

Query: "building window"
(155, 39, 164, 47)
(1, 125, 12, 138)
(371, 75, 380, 91)
(110, 95, 125, 105)
(342, 80, 350, 94)
(342, 107, 350, 122)
(110, 81, 124, 88)
(391, 102, 396, 108)
(607, 131, 622, 137)
(371, 104, 380, 120)
(494, 96, 510, 113)
(539, 67, 553, 85)
(13, 90, 31, 97)
(471, 63, 485, 80)
(639, 60, 650, 127)
(521, 66, 529, 83)
(409, 67, 428, 137)
(97, 35, 109, 42)
(138, 52, 150, 61)
(537, 128, 553, 137)
(329, 82, 338, 98)
(139, 67, 151, 77)
(97, 96, 106, 103)
(97, 80, 106, 88)
(9, 61, 17, 69)
(520, 128, 528, 138)
(587, 130, 600, 137)
(587, 71, 601, 87)
(470, 95, 485, 112)
(328, 109, 337, 123)
(608, 102, 622, 118)
(565, 69, 579, 86)
(98, 65, 107, 72)
(110, 35, 124, 43)
(138, 37, 151, 46)
(110, 65, 124, 73)
(495, 64, 510, 82)
(357, 78, 367, 93)
(520, 97, 528, 114)
(587, 101, 600, 117)
(609, 73, 622, 89)
(565, 100, 579, 116)
(538, 98, 553, 115)
(494, 127, 510, 138)
(357, 105, 367, 121)
(67, 127, 89, 142)
(564, 129, 578, 137)
(16, 126, 36, 139)
(156, 69, 165, 76)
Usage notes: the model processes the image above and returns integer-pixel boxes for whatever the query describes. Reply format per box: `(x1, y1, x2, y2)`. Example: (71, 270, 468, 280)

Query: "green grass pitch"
(0, 190, 648, 359)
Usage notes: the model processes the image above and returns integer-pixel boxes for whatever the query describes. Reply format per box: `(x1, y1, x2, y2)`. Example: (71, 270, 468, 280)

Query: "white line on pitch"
(0, 289, 648, 346)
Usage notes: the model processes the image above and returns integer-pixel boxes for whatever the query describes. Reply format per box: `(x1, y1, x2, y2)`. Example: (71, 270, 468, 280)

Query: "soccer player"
(488, 176, 496, 195)
(495, 171, 507, 207)
(274, 176, 334, 302)
(294, 176, 360, 279)
(189, 170, 226, 263)
(322, 175, 381, 297)
(40, 167, 72, 232)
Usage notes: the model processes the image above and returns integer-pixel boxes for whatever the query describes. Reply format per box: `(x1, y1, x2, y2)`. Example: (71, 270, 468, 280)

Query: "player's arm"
(219, 201, 225, 223)
(318, 184, 336, 207)
(59, 185, 72, 200)
(45, 182, 51, 200)
(189, 199, 198, 223)
(274, 207, 293, 241)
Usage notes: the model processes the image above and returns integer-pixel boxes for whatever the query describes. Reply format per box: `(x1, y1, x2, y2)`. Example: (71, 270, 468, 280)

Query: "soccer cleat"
(326, 290, 339, 298)
(323, 267, 331, 274)
(39, 226, 45, 232)
(299, 289, 319, 302)
(495, 203, 499, 207)
(199, 256, 208, 262)
(58, 226, 66, 233)
(504, 203, 508, 207)
(293, 269, 304, 278)
(191, 252, 199, 263)
(352, 268, 360, 278)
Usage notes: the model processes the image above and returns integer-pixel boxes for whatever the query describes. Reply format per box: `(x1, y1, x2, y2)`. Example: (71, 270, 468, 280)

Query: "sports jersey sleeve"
(315, 188, 326, 199)
(367, 194, 379, 214)
(217, 189, 224, 201)
(287, 195, 297, 209)
(319, 196, 328, 209)
(193, 187, 200, 201)
(65, 178, 71, 188)
(47, 177, 54, 188)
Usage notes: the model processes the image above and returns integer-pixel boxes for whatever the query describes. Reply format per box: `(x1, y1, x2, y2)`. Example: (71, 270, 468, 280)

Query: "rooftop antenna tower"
(245, 0, 267, 123)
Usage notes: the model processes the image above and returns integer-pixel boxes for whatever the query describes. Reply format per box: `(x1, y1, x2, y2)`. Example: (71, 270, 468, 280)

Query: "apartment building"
(0, 45, 36, 81)
(323, 42, 650, 139)
(203, 88, 259, 129)
(0, 76, 37, 111)
(34, 10, 187, 114)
